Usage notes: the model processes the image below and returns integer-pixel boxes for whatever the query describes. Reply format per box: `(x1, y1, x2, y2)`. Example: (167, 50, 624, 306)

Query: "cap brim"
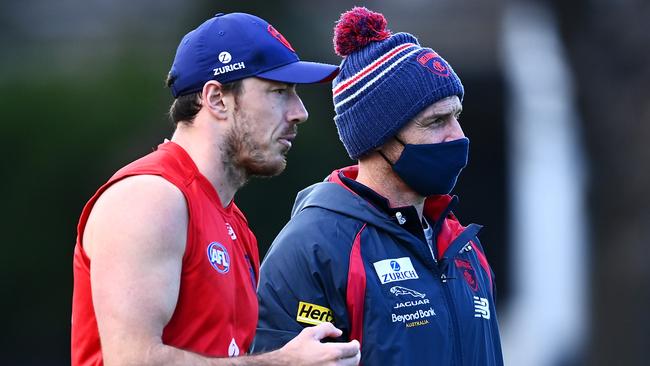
(257, 61, 339, 84)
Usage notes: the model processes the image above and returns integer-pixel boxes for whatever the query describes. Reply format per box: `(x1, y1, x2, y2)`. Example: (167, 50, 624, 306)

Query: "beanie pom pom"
(333, 7, 391, 57)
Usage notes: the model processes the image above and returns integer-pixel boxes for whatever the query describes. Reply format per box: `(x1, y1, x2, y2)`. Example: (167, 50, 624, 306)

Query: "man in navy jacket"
(254, 7, 503, 365)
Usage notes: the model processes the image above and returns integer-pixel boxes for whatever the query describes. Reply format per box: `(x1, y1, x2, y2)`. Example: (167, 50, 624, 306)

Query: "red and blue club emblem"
(417, 50, 450, 77)
(267, 24, 295, 52)
(455, 258, 478, 291)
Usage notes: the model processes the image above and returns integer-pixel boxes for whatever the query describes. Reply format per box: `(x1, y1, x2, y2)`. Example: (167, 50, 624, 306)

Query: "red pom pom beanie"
(332, 7, 464, 159)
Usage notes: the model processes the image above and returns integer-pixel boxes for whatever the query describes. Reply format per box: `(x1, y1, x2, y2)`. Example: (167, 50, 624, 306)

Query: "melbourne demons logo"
(455, 258, 478, 291)
(267, 25, 295, 52)
(207, 242, 230, 274)
(417, 50, 450, 77)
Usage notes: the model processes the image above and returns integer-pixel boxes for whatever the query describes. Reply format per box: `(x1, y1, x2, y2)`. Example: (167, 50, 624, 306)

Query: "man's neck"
(170, 123, 246, 208)
(356, 158, 425, 219)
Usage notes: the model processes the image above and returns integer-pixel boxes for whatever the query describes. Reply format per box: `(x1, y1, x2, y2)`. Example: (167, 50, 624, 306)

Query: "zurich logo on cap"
(168, 12, 340, 97)
(218, 51, 232, 64)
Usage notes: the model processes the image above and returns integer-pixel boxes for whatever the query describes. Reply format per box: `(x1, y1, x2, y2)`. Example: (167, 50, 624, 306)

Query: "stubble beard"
(223, 106, 287, 188)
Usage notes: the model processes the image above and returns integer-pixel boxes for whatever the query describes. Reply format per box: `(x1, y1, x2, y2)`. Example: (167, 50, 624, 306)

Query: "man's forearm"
(130, 342, 288, 366)
(104, 322, 359, 366)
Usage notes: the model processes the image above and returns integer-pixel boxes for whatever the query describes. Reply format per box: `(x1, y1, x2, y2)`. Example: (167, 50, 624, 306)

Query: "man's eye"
(273, 88, 287, 94)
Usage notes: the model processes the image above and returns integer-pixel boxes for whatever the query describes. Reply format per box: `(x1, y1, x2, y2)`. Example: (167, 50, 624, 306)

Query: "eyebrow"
(424, 105, 462, 120)
(269, 81, 296, 88)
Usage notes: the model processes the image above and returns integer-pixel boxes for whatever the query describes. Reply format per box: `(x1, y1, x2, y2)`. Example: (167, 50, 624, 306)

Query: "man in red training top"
(71, 12, 360, 366)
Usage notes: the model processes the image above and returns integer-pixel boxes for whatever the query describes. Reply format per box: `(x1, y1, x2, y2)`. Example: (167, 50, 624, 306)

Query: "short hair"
(165, 73, 243, 125)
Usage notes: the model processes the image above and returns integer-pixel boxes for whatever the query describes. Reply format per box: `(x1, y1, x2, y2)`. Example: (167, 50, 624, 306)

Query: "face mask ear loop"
(378, 135, 406, 166)
(394, 135, 407, 146)
(377, 150, 394, 166)
(377, 134, 407, 166)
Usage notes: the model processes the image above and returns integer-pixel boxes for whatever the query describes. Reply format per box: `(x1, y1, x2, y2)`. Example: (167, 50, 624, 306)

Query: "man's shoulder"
(98, 175, 187, 229)
(110, 142, 196, 186)
(262, 207, 364, 278)
(101, 175, 184, 204)
(272, 204, 366, 256)
(83, 175, 187, 259)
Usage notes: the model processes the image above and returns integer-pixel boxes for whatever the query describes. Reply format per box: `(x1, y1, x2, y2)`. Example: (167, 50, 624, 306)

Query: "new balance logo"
(473, 296, 490, 319)
(225, 223, 237, 240)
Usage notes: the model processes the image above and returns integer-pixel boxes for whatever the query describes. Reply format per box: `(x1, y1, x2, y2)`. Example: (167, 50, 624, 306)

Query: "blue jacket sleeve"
(252, 208, 362, 352)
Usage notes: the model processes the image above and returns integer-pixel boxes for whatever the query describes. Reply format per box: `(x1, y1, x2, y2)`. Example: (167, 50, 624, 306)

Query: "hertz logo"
(296, 301, 334, 325)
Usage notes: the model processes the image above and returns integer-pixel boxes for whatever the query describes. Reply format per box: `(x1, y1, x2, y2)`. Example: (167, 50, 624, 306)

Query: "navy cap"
(169, 13, 340, 97)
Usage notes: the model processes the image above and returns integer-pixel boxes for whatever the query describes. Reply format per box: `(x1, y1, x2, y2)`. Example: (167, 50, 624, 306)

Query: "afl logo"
(207, 242, 230, 274)
(390, 260, 401, 272)
(218, 51, 232, 64)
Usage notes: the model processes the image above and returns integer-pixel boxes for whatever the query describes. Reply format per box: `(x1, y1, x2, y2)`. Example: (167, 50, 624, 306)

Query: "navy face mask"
(382, 137, 470, 197)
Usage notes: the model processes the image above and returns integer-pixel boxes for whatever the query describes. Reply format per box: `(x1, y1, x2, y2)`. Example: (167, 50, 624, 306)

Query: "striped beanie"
(332, 7, 464, 159)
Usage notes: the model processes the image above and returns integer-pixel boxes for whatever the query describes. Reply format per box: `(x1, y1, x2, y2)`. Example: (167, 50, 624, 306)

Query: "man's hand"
(276, 323, 360, 366)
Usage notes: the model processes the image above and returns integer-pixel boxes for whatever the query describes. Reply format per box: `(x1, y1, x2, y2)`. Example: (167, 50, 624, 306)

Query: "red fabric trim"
(422, 194, 453, 222)
(436, 218, 464, 259)
(333, 43, 416, 96)
(471, 241, 493, 292)
(327, 166, 359, 196)
(346, 224, 367, 348)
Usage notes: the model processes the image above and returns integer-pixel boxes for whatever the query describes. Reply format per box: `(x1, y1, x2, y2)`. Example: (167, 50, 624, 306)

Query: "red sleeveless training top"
(71, 141, 260, 365)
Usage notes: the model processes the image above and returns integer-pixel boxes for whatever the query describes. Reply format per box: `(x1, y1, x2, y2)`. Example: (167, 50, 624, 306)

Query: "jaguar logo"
(390, 286, 425, 298)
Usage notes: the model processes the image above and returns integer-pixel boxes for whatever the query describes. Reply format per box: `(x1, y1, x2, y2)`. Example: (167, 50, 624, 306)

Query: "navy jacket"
(254, 167, 503, 365)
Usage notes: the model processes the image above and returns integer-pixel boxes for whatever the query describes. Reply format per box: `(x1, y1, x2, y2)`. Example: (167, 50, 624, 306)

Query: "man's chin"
(246, 159, 287, 178)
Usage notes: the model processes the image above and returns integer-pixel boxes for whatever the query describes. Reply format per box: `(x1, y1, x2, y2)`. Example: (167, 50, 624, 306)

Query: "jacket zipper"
(440, 271, 464, 365)
(436, 224, 483, 365)
(427, 196, 464, 364)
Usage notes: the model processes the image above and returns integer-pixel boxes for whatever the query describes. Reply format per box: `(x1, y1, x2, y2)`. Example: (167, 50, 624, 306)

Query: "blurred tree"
(550, 0, 650, 364)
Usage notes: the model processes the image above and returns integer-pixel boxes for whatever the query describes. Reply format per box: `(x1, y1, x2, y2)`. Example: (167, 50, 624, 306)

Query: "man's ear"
(201, 80, 229, 120)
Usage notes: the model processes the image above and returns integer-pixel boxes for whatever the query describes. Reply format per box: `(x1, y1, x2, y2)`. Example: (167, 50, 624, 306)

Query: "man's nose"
(444, 118, 465, 142)
(288, 95, 309, 125)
